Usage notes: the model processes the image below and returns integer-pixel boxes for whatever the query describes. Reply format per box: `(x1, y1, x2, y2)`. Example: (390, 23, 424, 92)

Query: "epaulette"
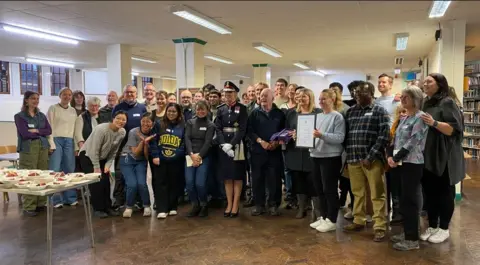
(217, 103, 226, 109)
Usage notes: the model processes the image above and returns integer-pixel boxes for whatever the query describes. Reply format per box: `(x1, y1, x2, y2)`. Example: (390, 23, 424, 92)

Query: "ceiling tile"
(21, 6, 84, 20)
(0, 1, 47, 11)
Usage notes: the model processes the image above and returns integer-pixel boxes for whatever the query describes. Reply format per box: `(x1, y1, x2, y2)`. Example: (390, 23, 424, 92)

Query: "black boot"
(187, 205, 201, 217)
(198, 206, 208, 217)
(296, 194, 307, 219)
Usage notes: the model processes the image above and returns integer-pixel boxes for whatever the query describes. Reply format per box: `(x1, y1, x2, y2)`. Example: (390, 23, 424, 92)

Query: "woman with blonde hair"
(329, 87, 349, 116)
(284, 88, 319, 218)
(309, 89, 346, 232)
(48, 87, 79, 208)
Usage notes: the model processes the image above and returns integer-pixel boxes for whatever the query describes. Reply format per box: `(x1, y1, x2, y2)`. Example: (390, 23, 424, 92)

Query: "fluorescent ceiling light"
(161, 76, 176, 80)
(132, 57, 157, 64)
(293, 62, 310, 70)
(429, 1, 451, 18)
(235, 74, 250, 79)
(395, 33, 409, 51)
(204, 54, 234, 64)
(394, 68, 401, 74)
(3, 25, 79, 45)
(26, 58, 75, 68)
(170, 5, 232, 35)
(131, 72, 139, 76)
(252, 42, 283, 58)
(310, 70, 326, 77)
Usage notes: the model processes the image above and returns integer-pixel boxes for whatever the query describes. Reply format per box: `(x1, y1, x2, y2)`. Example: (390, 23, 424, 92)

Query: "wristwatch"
(433, 120, 438, 127)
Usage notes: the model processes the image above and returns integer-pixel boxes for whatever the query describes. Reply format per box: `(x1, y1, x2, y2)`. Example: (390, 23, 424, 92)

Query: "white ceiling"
(0, 1, 480, 80)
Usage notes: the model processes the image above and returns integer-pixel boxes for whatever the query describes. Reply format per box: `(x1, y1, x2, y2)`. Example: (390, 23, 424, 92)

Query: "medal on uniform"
(234, 122, 239, 127)
(235, 106, 240, 113)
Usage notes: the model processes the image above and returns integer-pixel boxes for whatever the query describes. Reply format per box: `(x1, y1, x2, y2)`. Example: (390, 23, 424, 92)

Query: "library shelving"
(463, 63, 480, 158)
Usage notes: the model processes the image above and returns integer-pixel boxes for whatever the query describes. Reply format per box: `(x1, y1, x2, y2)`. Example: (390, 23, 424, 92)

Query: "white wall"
(428, 41, 441, 74)
(327, 73, 366, 99)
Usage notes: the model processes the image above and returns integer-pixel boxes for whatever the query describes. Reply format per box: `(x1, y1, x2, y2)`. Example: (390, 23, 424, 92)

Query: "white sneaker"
(54, 203, 63, 209)
(316, 218, 337, 233)
(143, 207, 152, 217)
(157, 212, 168, 219)
(428, 229, 450, 243)
(344, 211, 353, 219)
(69, 201, 78, 206)
(366, 215, 373, 223)
(123, 208, 133, 218)
(420, 227, 439, 241)
(168, 210, 177, 216)
(310, 218, 325, 229)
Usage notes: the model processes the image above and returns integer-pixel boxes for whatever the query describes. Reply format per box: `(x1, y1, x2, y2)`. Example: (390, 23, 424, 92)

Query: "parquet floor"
(2, 160, 480, 264)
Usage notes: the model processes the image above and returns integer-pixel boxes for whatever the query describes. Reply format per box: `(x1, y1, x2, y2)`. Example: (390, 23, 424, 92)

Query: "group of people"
(13, 72, 464, 252)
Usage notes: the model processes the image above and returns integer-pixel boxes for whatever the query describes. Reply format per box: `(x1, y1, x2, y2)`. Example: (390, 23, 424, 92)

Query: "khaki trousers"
(348, 160, 387, 231)
(19, 140, 48, 211)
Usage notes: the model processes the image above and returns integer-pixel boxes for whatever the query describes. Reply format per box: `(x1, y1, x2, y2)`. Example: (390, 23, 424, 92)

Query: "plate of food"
(47, 181, 67, 188)
(84, 173, 101, 180)
(1, 177, 20, 184)
(0, 181, 14, 189)
(3, 171, 19, 178)
(69, 175, 86, 182)
(28, 183, 48, 191)
(15, 180, 32, 189)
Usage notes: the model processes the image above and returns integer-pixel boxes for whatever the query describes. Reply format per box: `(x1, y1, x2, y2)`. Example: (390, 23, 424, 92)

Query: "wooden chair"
(0, 145, 18, 203)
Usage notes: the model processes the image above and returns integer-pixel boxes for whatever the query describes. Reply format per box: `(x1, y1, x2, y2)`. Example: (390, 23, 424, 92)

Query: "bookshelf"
(463, 63, 480, 158)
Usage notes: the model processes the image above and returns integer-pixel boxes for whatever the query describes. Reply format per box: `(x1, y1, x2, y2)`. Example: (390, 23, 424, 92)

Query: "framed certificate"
(295, 113, 317, 148)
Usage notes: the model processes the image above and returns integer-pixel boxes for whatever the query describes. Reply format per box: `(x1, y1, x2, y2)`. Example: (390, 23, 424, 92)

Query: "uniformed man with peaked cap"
(214, 81, 248, 217)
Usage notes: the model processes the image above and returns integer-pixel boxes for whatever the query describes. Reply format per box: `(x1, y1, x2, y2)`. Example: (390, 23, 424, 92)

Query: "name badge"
(200, 127, 207, 131)
(235, 106, 240, 113)
(403, 125, 409, 129)
(364, 112, 373, 116)
(166, 129, 171, 133)
(27, 124, 35, 128)
(133, 113, 141, 117)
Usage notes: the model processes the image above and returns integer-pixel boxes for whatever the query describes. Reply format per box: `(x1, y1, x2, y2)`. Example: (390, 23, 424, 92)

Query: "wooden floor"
(2, 161, 480, 265)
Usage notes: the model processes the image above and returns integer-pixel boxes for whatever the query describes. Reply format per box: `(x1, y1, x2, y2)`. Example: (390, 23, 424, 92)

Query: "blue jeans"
(119, 154, 150, 208)
(185, 156, 209, 206)
(49, 137, 77, 205)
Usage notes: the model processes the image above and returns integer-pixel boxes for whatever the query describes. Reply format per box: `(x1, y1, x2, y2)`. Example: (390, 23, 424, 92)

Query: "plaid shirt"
(345, 103, 390, 163)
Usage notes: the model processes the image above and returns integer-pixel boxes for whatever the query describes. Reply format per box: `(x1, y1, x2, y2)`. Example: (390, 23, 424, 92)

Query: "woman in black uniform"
(215, 81, 248, 217)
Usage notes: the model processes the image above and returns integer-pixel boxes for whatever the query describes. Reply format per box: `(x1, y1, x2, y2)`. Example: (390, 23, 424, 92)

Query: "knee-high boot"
(296, 194, 307, 219)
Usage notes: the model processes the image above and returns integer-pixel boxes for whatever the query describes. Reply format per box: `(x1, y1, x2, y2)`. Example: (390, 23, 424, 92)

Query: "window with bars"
(50, 67, 69, 96)
(142, 77, 153, 89)
(0, 61, 9, 94)
(20, 63, 42, 94)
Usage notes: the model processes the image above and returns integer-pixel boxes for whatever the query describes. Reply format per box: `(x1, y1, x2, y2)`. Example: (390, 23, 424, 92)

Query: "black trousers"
(153, 159, 184, 213)
(386, 170, 402, 215)
(422, 167, 455, 230)
(339, 176, 354, 208)
(291, 170, 316, 196)
(251, 152, 282, 208)
(113, 137, 128, 206)
(312, 157, 342, 223)
(398, 163, 423, 241)
(79, 151, 112, 212)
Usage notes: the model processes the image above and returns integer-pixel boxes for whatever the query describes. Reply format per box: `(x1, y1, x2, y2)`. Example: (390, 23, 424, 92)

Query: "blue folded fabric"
(270, 129, 293, 143)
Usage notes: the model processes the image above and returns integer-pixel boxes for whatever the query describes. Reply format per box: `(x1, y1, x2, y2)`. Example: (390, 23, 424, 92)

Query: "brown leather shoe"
(343, 223, 365, 232)
(373, 230, 386, 242)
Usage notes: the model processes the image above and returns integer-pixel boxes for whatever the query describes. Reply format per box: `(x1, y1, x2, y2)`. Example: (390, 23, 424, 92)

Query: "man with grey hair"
(181, 90, 194, 121)
(143, 83, 157, 112)
(248, 88, 286, 216)
(111, 84, 147, 211)
(74, 96, 102, 152)
(98, 90, 118, 124)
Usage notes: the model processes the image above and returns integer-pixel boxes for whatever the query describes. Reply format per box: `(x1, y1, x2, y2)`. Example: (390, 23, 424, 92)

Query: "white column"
(253, 64, 271, 87)
(174, 38, 206, 94)
(439, 19, 466, 102)
(107, 44, 132, 94)
(437, 20, 466, 200)
(204, 66, 221, 90)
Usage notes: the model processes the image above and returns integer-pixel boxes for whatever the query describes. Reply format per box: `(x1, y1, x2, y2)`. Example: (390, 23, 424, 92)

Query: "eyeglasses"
(125, 91, 136, 94)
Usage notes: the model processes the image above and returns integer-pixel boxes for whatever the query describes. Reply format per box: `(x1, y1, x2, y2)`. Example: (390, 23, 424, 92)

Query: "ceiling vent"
(466, 46, 475, 53)
(394, 57, 404, 65)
